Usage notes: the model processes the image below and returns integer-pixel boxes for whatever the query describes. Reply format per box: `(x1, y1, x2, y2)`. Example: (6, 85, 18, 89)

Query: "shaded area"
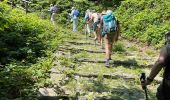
(73, 58, 152, 68)
(59, 47, 105, 54)
(50, 68, 135, 80)
(68, 41, 96, 46)
(74, 73, 134, 79)
(109, 86, 145, 100)
(0, 5, 48, 65)
(0, 65, 36, 99)
(38, 96, 75, 100)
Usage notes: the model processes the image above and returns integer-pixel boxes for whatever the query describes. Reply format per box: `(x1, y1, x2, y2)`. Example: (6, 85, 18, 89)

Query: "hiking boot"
(105, 59, 110, 67)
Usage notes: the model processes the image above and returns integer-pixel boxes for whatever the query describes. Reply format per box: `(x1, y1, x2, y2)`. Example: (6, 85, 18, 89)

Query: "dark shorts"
(93, 21, 99, 32)
(157, 80, 170, 100)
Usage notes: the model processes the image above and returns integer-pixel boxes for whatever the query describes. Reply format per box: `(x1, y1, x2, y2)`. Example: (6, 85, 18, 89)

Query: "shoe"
(105, 59, 110, 67)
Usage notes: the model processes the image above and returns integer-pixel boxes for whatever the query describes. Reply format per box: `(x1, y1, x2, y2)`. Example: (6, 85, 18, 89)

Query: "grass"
(50, 31, 159, 99)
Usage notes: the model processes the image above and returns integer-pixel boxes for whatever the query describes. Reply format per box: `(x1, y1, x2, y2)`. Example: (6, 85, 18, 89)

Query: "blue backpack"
(102, 13, 116, 37)
(73, 9, 80, 17)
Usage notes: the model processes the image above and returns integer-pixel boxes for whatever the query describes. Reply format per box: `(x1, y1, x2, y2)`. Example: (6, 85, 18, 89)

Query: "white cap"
(106, 10, 112, 15)
(86, 9, 90, 12)
(71, 7, 75, 10)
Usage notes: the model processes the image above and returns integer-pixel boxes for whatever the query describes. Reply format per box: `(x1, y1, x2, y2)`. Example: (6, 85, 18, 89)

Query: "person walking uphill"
(84, 9, 92, 37)
(49, 4, 58, 25)
(70, 7, 80, 32)
(142, 31, 170, 100)
(90, 10, 100, 40)
(102, 10, 120, 67)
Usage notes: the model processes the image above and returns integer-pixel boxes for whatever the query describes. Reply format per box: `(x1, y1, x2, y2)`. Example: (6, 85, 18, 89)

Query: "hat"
(106, 10, 112, 15)
(102, 11, 107, 15)
(71, 7, 75, 10)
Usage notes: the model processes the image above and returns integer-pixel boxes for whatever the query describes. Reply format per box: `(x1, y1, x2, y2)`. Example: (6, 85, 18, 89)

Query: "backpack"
(51, 6, 58, 13)
(102, 13, 116, 37)
(73, 9, 80, 17)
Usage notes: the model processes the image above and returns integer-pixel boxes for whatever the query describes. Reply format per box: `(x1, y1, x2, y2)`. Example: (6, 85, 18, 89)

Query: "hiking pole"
(140, 73, 149, 100)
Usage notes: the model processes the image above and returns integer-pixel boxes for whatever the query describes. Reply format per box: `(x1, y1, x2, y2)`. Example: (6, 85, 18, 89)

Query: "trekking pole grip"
(140, 73, 146, 89)
(140, 73, 149, 100)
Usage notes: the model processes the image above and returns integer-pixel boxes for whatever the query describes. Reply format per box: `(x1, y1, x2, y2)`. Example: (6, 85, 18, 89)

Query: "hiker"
(90, 10, 100, 40)
(142, 31, 170, 100)
(96, 11, 107, 48)
(70, 7, 80, 32)
(49, 4, 58, 25)
(84, 9, 92, 37)
(102, 10, 120, 67)
(48, 4, 53, 15)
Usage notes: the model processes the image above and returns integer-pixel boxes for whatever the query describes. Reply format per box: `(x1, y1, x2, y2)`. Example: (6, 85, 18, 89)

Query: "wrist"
(147, 77, 153, 82)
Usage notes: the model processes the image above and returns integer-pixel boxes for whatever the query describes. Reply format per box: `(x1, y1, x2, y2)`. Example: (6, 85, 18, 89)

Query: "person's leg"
(87, 24, 91, 36)
(98, 27, 103, 47)
(93, 22, 97, 40)
(105, 33, 115, 67)
(156, 82, 165, 100)
(73, 19, 76, 32)
(75, 18, 78, 31)
(105, 36, 110, 59)
(51, 13, 54, 23)
(104, 35, 111, 67)
(51, 13, 56, 25)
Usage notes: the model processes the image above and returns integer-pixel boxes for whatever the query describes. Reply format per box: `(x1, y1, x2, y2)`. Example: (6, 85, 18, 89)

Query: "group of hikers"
(83, 8, 120, 67)
(48, 5, 170, 100)
(48, 5, 120, 67)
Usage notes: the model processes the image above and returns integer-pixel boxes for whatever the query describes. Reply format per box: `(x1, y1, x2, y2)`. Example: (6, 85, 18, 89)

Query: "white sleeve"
(71, 10, 74, 16)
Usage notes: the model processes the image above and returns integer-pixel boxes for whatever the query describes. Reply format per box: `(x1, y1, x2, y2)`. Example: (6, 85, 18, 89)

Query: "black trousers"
(156, 81, 170, 100)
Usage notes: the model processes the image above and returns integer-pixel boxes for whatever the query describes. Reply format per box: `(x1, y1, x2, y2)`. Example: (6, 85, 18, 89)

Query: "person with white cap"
(84, 9, 92, 37)
(89, 10, 101, 40)
(70, 7, 79, 32)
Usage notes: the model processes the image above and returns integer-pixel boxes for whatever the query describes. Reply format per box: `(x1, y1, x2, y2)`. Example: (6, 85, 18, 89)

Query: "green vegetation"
(52, 33, 157, 100)
(0, 2, 73, 99)
(116, 0, 170, 47)
(113, 42, 125, 52)
(0, 0, 169, 99)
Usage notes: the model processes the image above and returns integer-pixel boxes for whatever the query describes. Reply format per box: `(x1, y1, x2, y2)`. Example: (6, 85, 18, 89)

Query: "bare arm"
(144, 47, 167, 85)
(89, 14, 93, 22)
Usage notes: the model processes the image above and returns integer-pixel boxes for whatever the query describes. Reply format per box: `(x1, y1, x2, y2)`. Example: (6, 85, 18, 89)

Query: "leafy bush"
(116, 0, 170, 47)
(0, 2, 72, 99)
(0, 3, 57, 64)
(113, 42, 125, 52)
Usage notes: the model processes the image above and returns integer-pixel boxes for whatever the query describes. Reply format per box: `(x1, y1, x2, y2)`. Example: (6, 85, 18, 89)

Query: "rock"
(50, 73, 65, 84)
(38, 88, 57, 96)
(78, 96, 87, 100)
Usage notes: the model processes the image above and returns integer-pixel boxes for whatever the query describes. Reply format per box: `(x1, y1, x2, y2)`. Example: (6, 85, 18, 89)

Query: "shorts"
(93, 21, 99, 32)
(156, 80, 170, 100)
